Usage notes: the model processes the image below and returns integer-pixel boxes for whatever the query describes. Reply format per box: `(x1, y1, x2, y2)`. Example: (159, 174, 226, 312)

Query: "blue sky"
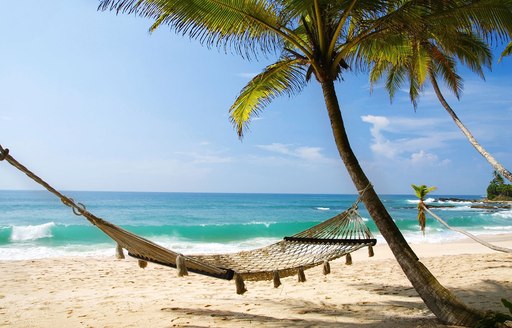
(1, 1, 511, 195)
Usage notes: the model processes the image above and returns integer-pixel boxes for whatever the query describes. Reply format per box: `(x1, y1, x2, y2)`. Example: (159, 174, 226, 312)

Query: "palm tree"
(411, 184, 437, 234)
(500, 40, 512, 61)
(98, 0, 511, 325)
(362, 1, 512, 183)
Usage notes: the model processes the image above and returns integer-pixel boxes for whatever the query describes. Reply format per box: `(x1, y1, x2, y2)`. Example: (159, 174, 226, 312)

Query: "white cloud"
(409, 150, 450, 166)
(257, 143, 294, 156)
(190, 154, 233, 164)
(256, 143, 332, 163)
(295, 146, 325, 161)
(361, 115, 397, 158)
(175, 151, 233, 165)
(361, 115, 390, 130)
(361, 115, 456, 165)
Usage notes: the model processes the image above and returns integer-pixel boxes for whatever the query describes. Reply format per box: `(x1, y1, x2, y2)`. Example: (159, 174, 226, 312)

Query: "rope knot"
(355, 183, 373, 206)
(0, 147, 9, 161)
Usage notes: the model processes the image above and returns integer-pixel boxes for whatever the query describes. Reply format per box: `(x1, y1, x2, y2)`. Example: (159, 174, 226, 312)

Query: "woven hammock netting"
(0, 145, 377, 292)
(96, 207, 376, 281)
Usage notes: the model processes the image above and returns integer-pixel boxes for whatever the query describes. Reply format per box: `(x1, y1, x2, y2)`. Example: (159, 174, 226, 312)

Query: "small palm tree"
(99, 0, 512, 325)
(411, 184, 437, 234)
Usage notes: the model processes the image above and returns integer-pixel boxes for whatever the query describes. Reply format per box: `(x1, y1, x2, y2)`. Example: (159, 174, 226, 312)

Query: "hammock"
(0, 146, 376, 293)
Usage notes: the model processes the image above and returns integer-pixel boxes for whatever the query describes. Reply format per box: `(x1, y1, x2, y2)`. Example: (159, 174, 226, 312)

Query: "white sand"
(1, 234, 511, 328)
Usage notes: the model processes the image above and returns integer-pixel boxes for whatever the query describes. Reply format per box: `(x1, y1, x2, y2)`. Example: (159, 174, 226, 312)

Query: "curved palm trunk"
(320, 79, 483, 326)
(430, 75, 512, 183)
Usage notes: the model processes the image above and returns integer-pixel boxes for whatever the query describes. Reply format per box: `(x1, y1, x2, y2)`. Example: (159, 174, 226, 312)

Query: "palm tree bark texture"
(320, 78, 482, 326)
(98, 0, 512, 325)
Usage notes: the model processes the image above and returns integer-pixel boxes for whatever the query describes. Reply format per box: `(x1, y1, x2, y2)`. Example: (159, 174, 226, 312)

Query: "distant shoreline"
(0, 189, 493, 197)
(427, 197, 512, 210)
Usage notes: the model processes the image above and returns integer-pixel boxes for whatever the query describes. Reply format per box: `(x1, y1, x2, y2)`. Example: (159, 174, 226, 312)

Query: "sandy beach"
(1, 234, 511, 328)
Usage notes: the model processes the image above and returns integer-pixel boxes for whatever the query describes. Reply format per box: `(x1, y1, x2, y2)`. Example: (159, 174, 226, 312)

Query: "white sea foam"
(492, 210, 512, 219)
(153, 236, 281, 255)
(400, 229, 464, 244)
(245, 221, 276, 228)
(10, 222, 55, 242)
(0, 244, 114, 261)
(1, 226, 507, 261)
(316, 207, 330, 211)
(406, 198, 435, 204)
(483, 225, 512, 231)
(436, 206, 479, 211)
(436, 200, 477, 205)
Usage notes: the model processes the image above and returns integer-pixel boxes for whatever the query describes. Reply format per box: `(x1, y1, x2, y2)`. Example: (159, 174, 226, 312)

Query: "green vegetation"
(475, 298, 512, 328)
(411, 184, 437, 234)
(499, 41, 512, 62)
(99, 1, 512, 326)
(487, 171, 512, 201)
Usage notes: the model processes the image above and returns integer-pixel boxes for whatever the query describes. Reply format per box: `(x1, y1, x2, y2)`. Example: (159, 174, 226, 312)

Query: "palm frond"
(384, 64, 407, 102)
(411, 184, 437, 199)
(453, 0, 512, 41)
(99, 0, 293, 59)
(229, 58, 307, 137)
(429, 47, 463, 99)
(435, 30, 492, 79)
(368, 60, 390, 92)
(499, 40, 512, 62)
(346, 31, 410, 73)
(408, 67, 422, 109)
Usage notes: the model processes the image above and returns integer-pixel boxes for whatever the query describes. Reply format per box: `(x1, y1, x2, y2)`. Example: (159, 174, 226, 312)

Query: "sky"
(1, 1, 511, 195)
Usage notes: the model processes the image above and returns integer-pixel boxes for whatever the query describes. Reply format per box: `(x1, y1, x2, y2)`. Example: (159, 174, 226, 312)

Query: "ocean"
(1, 190, 511, 261)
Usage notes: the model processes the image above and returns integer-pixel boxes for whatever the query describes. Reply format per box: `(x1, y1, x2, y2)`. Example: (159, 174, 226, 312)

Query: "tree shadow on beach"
(160, 288, 449, 328)
(158, 274, 511, 328)
(154, 253, 511, 328)
(161, 305, 444, 328)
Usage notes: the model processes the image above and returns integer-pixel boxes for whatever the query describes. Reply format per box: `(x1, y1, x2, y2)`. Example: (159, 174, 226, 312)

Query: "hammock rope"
(0, 145, 376, 293)
(422, 204, 512, 253)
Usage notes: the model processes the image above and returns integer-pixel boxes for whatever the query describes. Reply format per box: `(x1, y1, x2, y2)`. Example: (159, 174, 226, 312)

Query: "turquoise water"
(0, 190, 511, 260)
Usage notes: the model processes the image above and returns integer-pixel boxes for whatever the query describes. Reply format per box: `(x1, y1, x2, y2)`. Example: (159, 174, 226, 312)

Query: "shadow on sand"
(159, 276, 511, 328)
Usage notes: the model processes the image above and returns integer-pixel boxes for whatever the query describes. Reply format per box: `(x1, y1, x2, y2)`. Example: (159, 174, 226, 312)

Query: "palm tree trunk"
(320, 79, 483, 326)
(430, 75, 512, 183)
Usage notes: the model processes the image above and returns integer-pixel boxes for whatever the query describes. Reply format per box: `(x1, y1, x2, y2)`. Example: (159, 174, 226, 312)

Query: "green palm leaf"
(437, 31, 492, 79)
(429, 46, 463, 99)
(385, 64, 407, 101)
(99, 0, 295, 58)
(229, 58, 307, 137)
(411, 184, 437, 200)
(100, 1, 512, 323)
(499, 40, 512, 62)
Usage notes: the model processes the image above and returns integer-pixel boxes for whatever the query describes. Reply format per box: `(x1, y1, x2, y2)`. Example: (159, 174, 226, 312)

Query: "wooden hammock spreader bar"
(284, 237, 377, 245)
